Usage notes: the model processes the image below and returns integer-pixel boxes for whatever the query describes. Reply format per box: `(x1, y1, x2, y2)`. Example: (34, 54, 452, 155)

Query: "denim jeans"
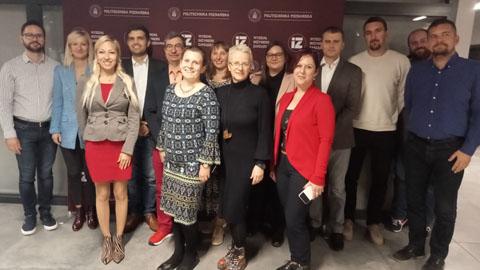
(128, 136, 156, 215)
(405, 133, 464, 259)
(14, 119, 57, 217)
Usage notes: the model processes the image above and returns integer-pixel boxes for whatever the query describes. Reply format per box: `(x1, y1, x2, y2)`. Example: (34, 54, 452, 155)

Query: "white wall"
(472, 11, 480, 45)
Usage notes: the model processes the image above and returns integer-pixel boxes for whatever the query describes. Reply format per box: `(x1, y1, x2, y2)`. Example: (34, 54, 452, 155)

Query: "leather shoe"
(422, 257, 445, 270)
(328, 233, 344, 251)
(393, 245, 425, 261)
(86, 207, 98, 230)
(157, 254, 182, 270)
(72, 207, 85, 231)
(124, 214, 143, 234)
(145, 213, 158, 232)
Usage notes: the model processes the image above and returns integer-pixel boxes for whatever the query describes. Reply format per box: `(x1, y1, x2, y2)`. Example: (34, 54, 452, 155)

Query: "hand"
(5, 138, 21, 155)
(448, 150, 471, 174)
(304, 182, 324, 199)
(159, 150, 165, 163)
(199, 164, 211, 182)
(269, 168, 277, 182)
(249, 71, 262, 85)
(139, 121, 150, 137)
(117, 152, 132, 170)
(250, 165, 264, 185)
(51, 133, 62, 145)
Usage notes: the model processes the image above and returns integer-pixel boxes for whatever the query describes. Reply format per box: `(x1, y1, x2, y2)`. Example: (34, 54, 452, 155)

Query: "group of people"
(0, 15, 479, 270)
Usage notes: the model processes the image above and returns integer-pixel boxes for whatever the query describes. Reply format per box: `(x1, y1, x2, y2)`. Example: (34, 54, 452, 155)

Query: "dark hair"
(322, 26, 344, 39)
(290, 48, 320, 72)
(363, 16, 388, 32)
(264, 41, 291, 72)
(164, 31, 186, 47)
(428, 18, 456, 33)
(21, 20, 45, 36)
(206, 41, 231, 80)
(407, 28, 428, 46)
(126, 25, 152, 56)
(182, 46, 207, 67)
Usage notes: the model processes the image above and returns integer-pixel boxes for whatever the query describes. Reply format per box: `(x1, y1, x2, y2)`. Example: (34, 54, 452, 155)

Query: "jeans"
(14, 118, 57, 217)
(128, 136, 156, 215)
(405, 133, 464, 259)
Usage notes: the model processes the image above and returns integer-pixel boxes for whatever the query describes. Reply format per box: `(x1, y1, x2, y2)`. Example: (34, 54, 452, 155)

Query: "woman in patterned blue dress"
(156, 47, 220, 270)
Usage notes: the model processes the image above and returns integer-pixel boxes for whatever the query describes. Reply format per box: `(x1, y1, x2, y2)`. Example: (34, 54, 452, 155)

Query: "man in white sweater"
(343, 16, 410, 245)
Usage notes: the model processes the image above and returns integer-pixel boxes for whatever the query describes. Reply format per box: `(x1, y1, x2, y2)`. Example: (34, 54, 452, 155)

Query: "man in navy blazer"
(310, 26, 362, 251)
(121, 25, 172, 245)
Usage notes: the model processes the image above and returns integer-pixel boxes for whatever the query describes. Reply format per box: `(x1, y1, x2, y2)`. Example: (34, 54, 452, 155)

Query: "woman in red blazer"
(272, 49, 335, 270)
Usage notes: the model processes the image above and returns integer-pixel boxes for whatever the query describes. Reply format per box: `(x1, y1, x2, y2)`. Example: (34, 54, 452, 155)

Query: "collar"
(132, 55, 149, 66)
(231, 78, 250, 89)
(321, 57, 340, 69)
(22, 52, 45, 64)
(430, 52, 459, 70)
(169, 65, 181, 74)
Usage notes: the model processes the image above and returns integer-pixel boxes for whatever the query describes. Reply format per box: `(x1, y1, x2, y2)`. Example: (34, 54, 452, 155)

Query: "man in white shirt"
(343, 17, 410, 246)
(310, 26, 362, 251)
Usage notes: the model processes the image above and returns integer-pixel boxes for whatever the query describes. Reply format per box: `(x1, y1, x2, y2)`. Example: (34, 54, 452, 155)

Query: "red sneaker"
(148, 230, 173, 246)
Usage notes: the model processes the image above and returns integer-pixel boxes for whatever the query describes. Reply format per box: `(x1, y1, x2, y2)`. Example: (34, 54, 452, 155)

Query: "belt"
(409, 132, 463, 145)
(13, 117, 50, 127)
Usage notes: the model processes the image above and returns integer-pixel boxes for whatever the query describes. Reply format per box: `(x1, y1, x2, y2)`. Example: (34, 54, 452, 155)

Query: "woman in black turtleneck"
(216, 44, 272, 270)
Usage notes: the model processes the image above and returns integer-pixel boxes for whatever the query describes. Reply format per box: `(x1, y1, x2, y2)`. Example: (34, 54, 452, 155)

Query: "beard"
(24, 41, 44, 53)
(410, 47, 431, 60)
(368, 40, 381, 51)
(431, 43, 450, 57)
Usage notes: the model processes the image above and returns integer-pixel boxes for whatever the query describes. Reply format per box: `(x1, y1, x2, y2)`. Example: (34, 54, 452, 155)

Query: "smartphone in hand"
(298, 185, 314, 204)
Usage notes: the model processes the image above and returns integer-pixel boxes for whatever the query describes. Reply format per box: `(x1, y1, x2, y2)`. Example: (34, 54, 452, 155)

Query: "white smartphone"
(298, 185, 314, 204)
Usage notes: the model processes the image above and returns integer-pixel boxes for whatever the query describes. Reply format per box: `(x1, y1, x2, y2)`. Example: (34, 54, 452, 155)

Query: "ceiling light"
(474, 2, 480, 10)
(413, 16, 427, 21)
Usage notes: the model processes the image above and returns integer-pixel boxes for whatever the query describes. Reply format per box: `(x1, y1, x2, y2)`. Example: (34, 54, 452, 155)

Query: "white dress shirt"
(132, 55, 149, 115)
(320, 57, 340, 93)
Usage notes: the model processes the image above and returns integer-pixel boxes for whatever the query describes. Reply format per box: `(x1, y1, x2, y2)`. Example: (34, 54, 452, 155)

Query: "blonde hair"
(63, 28, 94, 66)
(228, 44, 253, 67)
(81, 35, 138, 110)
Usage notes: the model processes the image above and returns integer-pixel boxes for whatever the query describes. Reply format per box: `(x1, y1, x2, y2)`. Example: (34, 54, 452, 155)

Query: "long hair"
(82, 35, 138, 110)
(206, 41, 231, 80)
(63, 28, 94, 66)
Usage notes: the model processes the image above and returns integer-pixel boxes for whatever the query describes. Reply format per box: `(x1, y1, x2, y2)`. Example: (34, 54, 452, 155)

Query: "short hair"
(228, 44, 253, 66)
(407, 28, 428, 46)
(322, 26, 344, 39)
(363, 16, 388, 32)
(264, 41, 291, 73)
(290, 48, 320, 72)
(182, 47, 207, 67)
(21, 20, 45, 36)
(126, 25, 152, 56)
(63, 28, 94, 66)
(164, 31, 186, 47)
(428, 18, 457, 33)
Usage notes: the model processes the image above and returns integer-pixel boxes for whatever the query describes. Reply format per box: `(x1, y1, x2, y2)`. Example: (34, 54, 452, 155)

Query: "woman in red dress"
(78, 35, 140, 265)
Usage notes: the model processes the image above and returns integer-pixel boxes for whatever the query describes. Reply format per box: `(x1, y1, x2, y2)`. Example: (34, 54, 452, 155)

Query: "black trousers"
(344, 128, 396, 225)
(60, 138, 95, 207)
(405, 133, 464, 259)
(276, 154, 310, 265)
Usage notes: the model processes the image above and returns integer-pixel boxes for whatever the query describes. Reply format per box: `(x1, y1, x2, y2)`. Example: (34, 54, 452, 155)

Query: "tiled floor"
(0, 154, 479, 270)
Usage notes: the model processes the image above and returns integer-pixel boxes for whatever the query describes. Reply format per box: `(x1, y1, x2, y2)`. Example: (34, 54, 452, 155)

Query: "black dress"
(216, 79, 273, 224)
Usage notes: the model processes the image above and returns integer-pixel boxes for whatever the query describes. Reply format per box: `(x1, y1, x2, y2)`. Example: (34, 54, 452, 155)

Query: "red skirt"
(85, 140, 132, 183)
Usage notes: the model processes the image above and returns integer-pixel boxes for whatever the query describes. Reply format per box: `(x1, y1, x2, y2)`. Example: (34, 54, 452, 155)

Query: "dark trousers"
(405, 133, 464, 259)
(60, 138, 95, 207)
(276, 154, 310, 265)
(14, 118, 57, 217)
(345, 128, 396, 225)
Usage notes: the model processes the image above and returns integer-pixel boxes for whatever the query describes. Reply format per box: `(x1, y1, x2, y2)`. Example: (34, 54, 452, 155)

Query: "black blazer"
(315, 58, 362, 150)
(122, 58, 169, 142)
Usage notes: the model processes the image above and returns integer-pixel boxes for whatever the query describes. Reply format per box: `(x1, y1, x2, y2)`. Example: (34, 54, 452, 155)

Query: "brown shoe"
(212, 218, 226, 246)
(112, 235, 125, 264)
(343, 219, 354, 241)
(72, 207, 85, 231)
(101, 235, 113, 265)
(145, 213, 158, 232)
(124, 214, 143, 234)
(367, 224, 384, 245)
(85, 207, 98, 230)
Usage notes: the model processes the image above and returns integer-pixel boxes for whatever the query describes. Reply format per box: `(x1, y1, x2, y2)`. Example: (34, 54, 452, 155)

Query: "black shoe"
(271, 230, 285, 247)
(176, 253, 199, 270)
(21, 215, 37, 236)
(276, 260, 310, 270)
(422, 257, 445, 270)
(393, 245, 425, 261)
(40, 213, 58, 231)
(328, 233, 344, 251)
(157, 255, 183, 270)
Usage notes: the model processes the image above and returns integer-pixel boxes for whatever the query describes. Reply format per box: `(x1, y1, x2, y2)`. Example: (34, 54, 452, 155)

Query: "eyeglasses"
(23, 33, 44, 40)
(229, 62, 250, 69)
(266, 52, 284, 59)
(165, 43, 184, 50)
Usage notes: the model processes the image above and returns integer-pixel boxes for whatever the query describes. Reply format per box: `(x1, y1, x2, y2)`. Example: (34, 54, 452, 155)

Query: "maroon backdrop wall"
(63, 0, 345, 67)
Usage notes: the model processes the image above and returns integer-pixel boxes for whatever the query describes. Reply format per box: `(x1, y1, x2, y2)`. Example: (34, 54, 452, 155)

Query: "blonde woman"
(50, 28, 97, 232)
(77, 35, 139, 265)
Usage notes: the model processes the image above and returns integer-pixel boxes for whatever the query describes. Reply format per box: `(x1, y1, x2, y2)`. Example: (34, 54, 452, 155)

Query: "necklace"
(179, 82, 195, 94)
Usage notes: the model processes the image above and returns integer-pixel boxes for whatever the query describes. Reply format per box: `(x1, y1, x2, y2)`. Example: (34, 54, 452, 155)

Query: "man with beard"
(122, 26, 173, 245)
(393, 18, 480, 270)
(343, 17, 410, 246)
(408, 29, 431, 62)
(0, 20, 59, 235)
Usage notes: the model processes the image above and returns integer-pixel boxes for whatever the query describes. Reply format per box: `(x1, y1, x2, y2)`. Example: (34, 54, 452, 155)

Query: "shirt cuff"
(3, 129, 17, 139)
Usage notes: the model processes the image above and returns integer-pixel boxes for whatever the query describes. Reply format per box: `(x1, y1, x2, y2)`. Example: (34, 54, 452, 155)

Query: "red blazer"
(273, 85, 335, 186)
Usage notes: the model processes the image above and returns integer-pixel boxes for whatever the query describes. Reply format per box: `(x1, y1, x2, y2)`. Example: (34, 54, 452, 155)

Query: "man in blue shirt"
(393, 19, 480, 270)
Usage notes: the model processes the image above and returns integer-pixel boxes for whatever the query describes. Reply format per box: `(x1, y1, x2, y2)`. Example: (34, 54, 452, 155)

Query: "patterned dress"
(157, 84, 221, 225)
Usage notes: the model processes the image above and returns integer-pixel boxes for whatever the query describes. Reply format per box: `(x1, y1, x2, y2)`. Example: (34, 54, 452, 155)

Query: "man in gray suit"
(309, 26, 362, 251)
